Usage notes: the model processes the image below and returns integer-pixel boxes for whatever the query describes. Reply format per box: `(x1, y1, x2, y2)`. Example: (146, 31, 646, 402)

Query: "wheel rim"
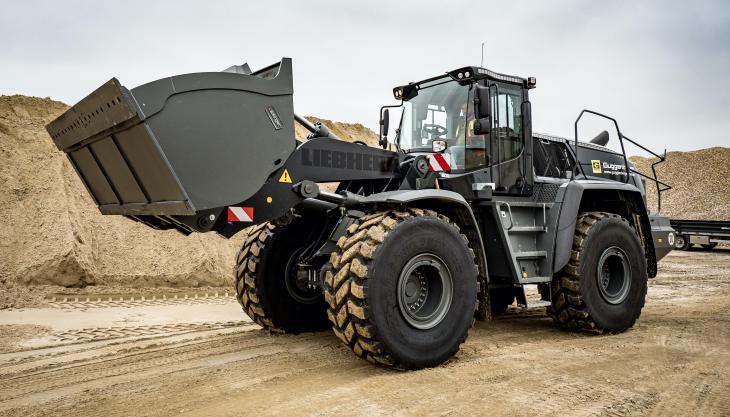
(284, 248, 322, 304)
(397, 253, 453, 329)
(596, 246, 632, 305)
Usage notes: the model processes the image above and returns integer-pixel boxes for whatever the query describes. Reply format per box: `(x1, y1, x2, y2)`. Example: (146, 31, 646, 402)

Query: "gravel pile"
(631, 147, 730, 219)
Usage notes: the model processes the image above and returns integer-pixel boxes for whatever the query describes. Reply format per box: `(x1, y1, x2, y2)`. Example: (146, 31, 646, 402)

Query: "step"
(518, 275, 552, 284)
(508, 226, 546, 233)
(514, 250, 547, 259)
(498, 201, 554, 208)
(518, 299, 552, 309)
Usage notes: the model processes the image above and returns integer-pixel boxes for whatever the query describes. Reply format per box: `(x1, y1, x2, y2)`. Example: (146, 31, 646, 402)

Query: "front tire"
(548, 212, 648, 334)
(323, 208, 478, 369)
(234, 221, 330, 334)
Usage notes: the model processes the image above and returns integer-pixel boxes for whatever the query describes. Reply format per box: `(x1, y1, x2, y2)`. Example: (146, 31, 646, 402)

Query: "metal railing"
(573, 109, 672, 212)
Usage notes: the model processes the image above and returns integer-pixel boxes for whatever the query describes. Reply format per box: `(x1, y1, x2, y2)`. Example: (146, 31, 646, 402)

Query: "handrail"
(573, 109, 672, 213)
(573, 109, 630, 183)
(622, 134, 673, 213)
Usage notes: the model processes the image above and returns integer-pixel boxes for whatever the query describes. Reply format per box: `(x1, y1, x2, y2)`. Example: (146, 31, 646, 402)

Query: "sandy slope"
(0, 95, 377, 291)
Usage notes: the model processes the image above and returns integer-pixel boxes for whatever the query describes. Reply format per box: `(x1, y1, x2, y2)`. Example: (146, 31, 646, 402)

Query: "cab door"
(487, 81, 532, 195)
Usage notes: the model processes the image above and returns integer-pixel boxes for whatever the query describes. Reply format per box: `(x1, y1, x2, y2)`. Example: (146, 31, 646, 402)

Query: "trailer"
(671, 219, 730, 250)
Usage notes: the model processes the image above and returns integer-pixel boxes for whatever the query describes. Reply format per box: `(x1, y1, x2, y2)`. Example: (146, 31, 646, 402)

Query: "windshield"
(398, 80, 469, 152)
(396, 79, 524, 172)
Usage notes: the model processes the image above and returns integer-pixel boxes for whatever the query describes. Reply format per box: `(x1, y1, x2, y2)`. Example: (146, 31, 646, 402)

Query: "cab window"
(396, 79, 524, 172)
(397, 80, 468, 156)
(490, 83, 523, 163)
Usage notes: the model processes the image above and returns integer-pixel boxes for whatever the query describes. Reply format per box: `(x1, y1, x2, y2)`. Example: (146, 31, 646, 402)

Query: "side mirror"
(473, 84, 491, 135)
(379, 108, 389, 148)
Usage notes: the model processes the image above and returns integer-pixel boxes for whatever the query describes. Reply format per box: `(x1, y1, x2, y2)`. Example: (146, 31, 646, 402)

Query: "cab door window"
(491, 84, 523, 163)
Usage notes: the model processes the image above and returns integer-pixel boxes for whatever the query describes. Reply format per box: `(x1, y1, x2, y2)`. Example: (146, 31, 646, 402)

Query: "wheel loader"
(46, 58, 675, 369)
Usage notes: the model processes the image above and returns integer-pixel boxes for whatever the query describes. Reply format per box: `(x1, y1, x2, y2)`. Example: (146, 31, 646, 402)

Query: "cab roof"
(393, 65, 535, 100)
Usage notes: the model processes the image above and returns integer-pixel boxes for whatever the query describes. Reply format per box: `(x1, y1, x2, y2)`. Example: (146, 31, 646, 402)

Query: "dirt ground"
(0, 249, 727, 417)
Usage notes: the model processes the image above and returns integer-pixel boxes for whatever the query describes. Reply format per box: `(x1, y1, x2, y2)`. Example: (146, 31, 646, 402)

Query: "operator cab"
(385, 66, 536, 196)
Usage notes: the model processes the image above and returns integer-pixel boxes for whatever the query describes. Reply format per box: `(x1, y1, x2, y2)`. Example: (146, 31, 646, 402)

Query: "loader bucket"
(46, 58, 295, 216)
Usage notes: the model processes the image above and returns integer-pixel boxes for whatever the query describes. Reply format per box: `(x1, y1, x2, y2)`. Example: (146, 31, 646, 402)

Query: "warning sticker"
(278, 169, 293, 183)
(228, 207, 254, 222)
(591, 160, 602, 174)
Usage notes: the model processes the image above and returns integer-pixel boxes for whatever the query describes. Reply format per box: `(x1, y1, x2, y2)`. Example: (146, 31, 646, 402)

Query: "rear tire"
(701, 243, 717, 250)
(234, 222, 330, 334)
(323, 208, 478, 369)
(548, 212, 647, 334)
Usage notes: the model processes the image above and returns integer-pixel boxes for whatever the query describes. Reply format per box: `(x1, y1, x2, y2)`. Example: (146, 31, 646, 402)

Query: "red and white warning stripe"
(227, 206, 254, 222)
(427, 153, 451, 172)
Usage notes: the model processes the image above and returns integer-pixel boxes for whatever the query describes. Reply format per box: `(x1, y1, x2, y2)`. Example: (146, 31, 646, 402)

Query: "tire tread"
(323, 208, 477, 369)
(547, 211, 647, 334)
(235, 222, 322, 334)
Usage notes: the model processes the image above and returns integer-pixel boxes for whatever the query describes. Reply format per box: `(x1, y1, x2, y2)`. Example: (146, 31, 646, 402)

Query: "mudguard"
(358, 189, 473, 206)
(553, 180, 658, 277)
(358, 189, 489, 282)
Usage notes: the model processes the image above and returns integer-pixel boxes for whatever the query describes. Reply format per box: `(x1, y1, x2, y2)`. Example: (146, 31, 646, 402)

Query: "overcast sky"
(1, 0, 728, 154)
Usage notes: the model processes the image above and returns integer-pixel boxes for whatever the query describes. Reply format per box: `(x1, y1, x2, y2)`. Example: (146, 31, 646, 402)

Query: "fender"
(358, 189, 489, 285)
(553, 180, 657, 277)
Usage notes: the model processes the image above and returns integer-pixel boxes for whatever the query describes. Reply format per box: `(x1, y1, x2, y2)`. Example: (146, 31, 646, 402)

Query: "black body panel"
(217, 138, 402, 237)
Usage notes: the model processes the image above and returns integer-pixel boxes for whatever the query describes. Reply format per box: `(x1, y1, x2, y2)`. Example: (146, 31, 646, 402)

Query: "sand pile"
(0, 96, 243, 289)
(631, 147, 730, 219)
(0, 95, 378, 290)
(294, 116, 379, 146)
